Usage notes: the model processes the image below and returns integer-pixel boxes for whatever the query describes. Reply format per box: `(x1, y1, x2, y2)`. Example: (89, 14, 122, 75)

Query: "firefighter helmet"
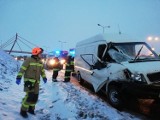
(32, 47, 43, 55)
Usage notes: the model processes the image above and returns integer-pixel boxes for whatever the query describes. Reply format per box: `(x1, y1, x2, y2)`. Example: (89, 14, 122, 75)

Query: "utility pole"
(118, 24, 122, 35)
(9, 33, 18, 54)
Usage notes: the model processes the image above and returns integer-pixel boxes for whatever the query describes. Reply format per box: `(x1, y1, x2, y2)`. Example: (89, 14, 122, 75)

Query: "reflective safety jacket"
(70, 59, 74, 71)
(17, 56, 46, 84)
(66, 56, 74, 72)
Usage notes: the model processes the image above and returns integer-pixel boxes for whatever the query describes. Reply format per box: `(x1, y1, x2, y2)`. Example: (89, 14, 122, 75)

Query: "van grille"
(147, 72, 160, 82)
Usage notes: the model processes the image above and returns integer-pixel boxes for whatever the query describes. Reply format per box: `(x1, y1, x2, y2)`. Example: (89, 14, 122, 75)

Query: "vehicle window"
(98, 44, 106, 59)
(135, 44, 155, 58)
(109, 42, 159, 62)
(108, 49, 130, 63)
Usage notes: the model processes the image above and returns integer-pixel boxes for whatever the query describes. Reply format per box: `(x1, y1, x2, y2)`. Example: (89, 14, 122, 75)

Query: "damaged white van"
(74, 33, 160, 109)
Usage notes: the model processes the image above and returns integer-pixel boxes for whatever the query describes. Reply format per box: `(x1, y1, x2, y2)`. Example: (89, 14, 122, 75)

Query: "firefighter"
(70, 55, 74, 72)
(16, 47, 47, 118)
(64, 55, 73, 82)
(52, 57, 61, 82)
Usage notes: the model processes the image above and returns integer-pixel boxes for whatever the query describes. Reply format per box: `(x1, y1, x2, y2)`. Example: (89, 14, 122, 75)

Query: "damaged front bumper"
(121, 81, 160, 99)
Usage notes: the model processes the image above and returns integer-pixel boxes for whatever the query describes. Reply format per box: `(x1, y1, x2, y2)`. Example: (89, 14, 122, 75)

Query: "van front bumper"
(122, 81, 160, 99)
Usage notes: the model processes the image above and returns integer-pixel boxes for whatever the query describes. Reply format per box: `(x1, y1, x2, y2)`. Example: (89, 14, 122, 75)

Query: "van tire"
(77, 73, 84, 85)
(107, 85, 123, 110)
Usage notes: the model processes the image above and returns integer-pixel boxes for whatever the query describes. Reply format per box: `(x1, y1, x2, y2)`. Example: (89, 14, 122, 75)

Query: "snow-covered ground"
(0, 50, 151, 120)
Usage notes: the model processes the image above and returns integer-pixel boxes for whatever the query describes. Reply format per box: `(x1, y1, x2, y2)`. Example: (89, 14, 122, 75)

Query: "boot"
(64, 78, 70, 82)
(28, 106, 35, 115)
(52, 78, 57, 82)
(20, 109, 28, 118)
(63, 80, 70, 82)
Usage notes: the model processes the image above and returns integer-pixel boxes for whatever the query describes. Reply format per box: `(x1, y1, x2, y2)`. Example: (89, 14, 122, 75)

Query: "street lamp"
(147, 36, 159, 41)
(147, 36, 153, 41)
(155, 37, 159, 41)
(147, 36, 159, 51)
(58, 40, 67, 50)
(97, 24, 110, 33)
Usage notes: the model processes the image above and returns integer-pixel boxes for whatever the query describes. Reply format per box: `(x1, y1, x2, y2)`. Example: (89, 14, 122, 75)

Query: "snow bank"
(0, 50, 19, 91)
(0, 50, 19, 74)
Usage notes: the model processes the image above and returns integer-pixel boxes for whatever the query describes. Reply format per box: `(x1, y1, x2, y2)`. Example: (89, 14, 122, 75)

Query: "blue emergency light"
(53, 50, 61, 57)
(69, 48, 75, 57)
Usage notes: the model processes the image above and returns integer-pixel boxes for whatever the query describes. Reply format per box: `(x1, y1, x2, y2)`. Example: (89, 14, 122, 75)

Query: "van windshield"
(108, 42, 160, 63)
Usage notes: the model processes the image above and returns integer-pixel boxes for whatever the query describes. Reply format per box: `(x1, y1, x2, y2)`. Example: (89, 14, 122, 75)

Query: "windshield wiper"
(134, 45, 143, 61)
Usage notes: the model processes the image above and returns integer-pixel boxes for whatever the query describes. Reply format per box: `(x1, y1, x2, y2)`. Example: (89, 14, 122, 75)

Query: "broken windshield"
(107, 42, 159, 63)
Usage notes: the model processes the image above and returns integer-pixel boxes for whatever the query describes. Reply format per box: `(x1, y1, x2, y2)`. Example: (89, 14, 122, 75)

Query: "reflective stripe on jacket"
(17, 56, 46, 82)
(70, 61, 74, 65)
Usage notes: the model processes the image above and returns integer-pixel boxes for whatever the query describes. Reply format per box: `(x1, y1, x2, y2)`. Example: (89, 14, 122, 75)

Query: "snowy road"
(0, 68, 153, 120)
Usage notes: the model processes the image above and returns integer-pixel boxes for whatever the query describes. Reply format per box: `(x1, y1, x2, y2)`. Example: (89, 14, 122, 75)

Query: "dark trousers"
(52, 70, 59, 79)
(64, 70, 72, 82)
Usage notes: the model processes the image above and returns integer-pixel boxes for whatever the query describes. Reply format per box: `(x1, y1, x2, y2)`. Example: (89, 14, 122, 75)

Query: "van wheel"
(107, 85, 123, 110)
(77, 73, 84, 85)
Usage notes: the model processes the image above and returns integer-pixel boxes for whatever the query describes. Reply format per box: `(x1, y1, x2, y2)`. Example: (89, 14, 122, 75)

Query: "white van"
(74, 33, 160, 109)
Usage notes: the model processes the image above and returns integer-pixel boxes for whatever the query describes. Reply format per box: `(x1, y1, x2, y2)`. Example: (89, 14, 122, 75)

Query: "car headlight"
(49, 59, 56, 65)
(60, 59, 66, 64)
(131, 73, 142, 81)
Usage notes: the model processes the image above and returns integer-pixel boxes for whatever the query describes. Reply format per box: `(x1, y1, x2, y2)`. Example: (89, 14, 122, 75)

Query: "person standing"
(64, 55, 73, 82)
(52, 57, 61, 82)
(16, 47, 47, 118)
(70, 56, 74, 72)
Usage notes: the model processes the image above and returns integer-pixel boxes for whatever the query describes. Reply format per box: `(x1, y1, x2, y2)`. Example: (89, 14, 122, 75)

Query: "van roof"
(76, 33, 143, 46)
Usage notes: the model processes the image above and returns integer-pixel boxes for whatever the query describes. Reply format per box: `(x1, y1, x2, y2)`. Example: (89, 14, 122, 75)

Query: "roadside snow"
(0, 50, 19, 91)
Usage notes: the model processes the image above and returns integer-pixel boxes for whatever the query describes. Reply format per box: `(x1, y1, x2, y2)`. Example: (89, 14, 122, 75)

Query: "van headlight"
(131, 73, 142, 81)
(124, 69, 146, 82)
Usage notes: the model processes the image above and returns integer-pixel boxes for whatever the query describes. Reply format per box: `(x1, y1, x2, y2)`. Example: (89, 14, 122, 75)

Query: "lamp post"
(97, 24, 110, 33)
(58, 40, 67, 50)
(147, 36, 159, 51)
